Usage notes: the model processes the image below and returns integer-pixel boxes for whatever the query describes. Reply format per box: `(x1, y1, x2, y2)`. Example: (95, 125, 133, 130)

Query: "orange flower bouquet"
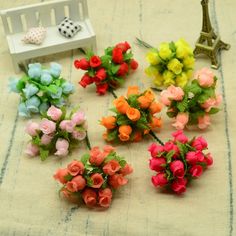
(101, 86, 163, 143)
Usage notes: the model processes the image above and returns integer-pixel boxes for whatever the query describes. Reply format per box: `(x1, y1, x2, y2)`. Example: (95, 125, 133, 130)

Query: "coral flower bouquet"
(160, 68, 222, 130)
(148, 130, 213, 194)
(74, 41, 138, 95)
(25, 105, 87, 160)
(100, 86, 162, 143)
(145, 38, 194, 88)
(54, 145, 133, 208)
(9, 63, 74, 117)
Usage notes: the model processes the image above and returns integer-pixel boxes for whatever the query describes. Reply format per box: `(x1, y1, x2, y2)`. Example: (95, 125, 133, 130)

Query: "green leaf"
(16, 80, 26, 91)
(54, 79, 62, 87)
(208, 107, 220, 114)
(123, 52, 133, 61)
(176, 141, 188, 157)
(127, 95, 139, 108)
(104, 152, 116, 163)
(85, 50, 94, 59)
(101, 55, 111, 68)
(116, 114, 130, 125)
(185, 83, 202, 95)
(185, 143, 195, 151)
(119, 159, 127, 168)
(188, 111, 205, 125)
(87, 70, 95, 77)
(57, 130, 69, 140)
(64, 174, 73, 181)
(169, 42, 176, 52)
(167, 111, 177, 118)
(112, 76, 125, 86)
(104, 46, 114, 55)
(111, 64, 120, 74)
(157, 151, 165, 158)
(109, 107, 118, 114)
(32, 135, 41, 145)
(136, 120, 149, 130)
(107, 129, 118, 142)
(81, 153, 90, 165)
(39, 148, 49, 161)
(203, 87, 215, 97)
(101, 180, 108, 189)
(176, 96, 188, 112)
(85, 176, 93, 187)
(166, 150, 175, 163)
(46, 85, 58, 94)
(165, 169, 173, 181)
(198, 87, 215, 103)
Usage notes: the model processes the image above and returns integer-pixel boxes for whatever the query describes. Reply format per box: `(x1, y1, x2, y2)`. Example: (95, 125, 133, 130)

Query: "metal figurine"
(194, 0, 230, 69)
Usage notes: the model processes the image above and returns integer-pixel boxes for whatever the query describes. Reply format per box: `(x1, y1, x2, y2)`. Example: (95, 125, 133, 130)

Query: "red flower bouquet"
(148, 130, 213, 194)
(74, 41, 138, 95)
(101, 86, 163, 143)
(54, 145, 133, 208)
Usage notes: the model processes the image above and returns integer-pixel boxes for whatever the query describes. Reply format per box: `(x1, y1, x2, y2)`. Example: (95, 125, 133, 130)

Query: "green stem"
(79, 48, 86, 55)
(85, 132, 91, 150)
(151, 87, 163, 92)
(108, 87, 118, 98)
(135, 37, 153, 49)
(149, 130, 164, 146)
(19, 63, 28, 74)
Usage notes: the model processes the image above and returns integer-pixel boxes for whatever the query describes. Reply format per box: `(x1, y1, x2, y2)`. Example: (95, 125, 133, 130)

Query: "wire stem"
(135, 37, 153, 49)
(108, 87, 118, 98)
(79, 48, 86, 55)
(85, 132, 91, 150)
(149, 130, 164, 146)
(151, 87, 163, 92)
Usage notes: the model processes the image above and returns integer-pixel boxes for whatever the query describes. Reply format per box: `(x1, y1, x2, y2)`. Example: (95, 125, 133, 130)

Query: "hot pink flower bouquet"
(148, 130, 213, 194)
(160, 68, 222, 130)
(54, 145, 133, 208)
(25, 105, 87, 160)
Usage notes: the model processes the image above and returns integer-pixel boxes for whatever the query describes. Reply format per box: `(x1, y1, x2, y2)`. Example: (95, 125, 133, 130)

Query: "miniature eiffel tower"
(194, 0, 230, 69)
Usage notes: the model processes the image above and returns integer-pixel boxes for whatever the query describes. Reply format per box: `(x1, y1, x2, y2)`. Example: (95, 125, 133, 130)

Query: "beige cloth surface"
(0, 0, 235, 235)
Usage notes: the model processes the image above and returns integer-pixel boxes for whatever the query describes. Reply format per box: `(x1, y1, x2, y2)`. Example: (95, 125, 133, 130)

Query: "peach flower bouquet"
(25, 105, 87, 160)
(160, 68, 222, 130)
(54, 145, 133, 208)
(100, 86, 163, 143)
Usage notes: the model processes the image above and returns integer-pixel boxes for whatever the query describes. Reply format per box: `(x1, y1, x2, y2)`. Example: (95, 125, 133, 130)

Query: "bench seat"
(0, 0, 96, 73)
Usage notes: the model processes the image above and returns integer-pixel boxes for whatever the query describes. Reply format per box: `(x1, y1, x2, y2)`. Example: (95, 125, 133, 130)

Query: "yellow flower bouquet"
(145, 39, 194, 88)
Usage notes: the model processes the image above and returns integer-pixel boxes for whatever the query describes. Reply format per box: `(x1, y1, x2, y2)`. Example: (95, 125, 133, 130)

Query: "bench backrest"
(0, 0, 89, 34)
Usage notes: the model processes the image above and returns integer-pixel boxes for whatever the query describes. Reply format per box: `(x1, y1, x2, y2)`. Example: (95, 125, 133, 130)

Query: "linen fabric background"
(0, 0, 235, 235)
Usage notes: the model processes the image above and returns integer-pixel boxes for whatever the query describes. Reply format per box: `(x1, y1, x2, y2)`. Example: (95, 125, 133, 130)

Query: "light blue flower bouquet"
(9, 62, 75, 117)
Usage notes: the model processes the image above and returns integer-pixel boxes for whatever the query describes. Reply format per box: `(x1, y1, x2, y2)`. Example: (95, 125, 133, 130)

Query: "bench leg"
(91, 40, 97, 53)
(11, 57, 21, 74)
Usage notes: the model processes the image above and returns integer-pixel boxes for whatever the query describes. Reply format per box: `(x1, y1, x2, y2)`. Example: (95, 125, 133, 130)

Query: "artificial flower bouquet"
(74, 41, 138, 95)
(101, 86, 162, 142)
(160, 68, 222, 130)
(9, 63, 74, 117)
(145, 39, 194, 88)
(148, 130, 213, 194)
(54, 145, 133, 208)
(25, 105, 87, 160)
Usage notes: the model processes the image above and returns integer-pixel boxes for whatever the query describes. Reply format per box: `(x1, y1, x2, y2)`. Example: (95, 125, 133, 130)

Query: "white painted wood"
(0, 0, 96, 73)
(25, 12, 39, 29)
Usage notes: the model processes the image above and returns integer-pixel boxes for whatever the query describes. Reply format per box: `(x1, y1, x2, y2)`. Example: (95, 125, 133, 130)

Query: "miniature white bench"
(0, 0, 96, 73)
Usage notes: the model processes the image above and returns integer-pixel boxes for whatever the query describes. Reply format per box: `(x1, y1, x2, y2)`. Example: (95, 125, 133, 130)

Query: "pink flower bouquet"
(148, 130, 213, 194)
(160, 68, 222, 130)
(25, 105, 87, 160)
(54, 145, 133, 208)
